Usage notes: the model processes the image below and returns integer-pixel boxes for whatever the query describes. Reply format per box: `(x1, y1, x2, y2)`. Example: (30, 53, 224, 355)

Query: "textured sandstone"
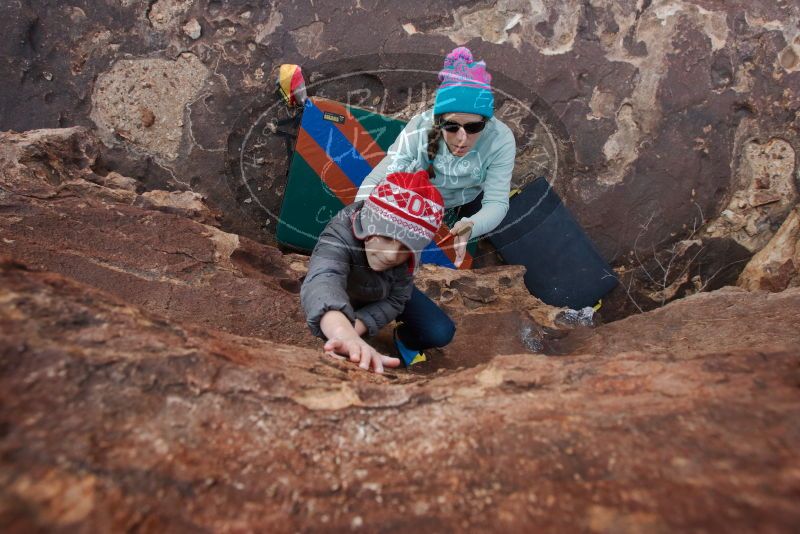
(135, 190, 222, 226)
(738, 205, 800, 292)
(2, 122, 800, 531)
(423, 0, 582, 54)
(290, 21, 329, 60)
(549, 285, 800, 357)
(3, 0, 800, 320)
(704, 138, 798, 252)
(182, 18, 202, 40)
(1, 260, 799, 532)
(90, 53, 209, 162)
(0, 128, 313, 348)
(148, 0, 195, 31)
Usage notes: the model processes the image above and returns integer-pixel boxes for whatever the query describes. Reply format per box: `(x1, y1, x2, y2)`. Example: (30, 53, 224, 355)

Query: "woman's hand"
(324, 336, 401, 374)
(450, 220, 474, 268)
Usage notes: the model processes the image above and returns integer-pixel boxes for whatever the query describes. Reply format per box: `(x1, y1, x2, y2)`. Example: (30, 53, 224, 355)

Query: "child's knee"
(429, 319, 456, 348)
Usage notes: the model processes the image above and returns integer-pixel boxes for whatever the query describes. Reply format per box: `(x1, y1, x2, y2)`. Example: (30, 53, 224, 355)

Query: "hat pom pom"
(444, 46, 474, 67)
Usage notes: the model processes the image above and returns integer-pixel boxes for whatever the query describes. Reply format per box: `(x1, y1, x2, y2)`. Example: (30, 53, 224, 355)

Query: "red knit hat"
(353, 170, 444, 272)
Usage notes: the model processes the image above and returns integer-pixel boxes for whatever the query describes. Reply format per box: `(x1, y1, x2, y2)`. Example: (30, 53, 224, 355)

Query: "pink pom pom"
(444, 46, 474, 67)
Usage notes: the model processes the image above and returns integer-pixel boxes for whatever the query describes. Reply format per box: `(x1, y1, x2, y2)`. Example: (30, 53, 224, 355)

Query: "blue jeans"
(396, 286, 456, 350)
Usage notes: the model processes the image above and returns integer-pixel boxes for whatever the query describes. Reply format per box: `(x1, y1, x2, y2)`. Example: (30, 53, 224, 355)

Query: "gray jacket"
(300, 202, 414, 339)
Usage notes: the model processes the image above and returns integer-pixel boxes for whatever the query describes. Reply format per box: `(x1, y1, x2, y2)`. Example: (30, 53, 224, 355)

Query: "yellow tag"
(322, 111, 345, 124)
(410, 353, 427, 365)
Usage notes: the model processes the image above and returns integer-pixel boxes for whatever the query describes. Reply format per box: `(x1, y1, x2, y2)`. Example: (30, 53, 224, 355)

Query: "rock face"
(413, 264, 597, 368)
(704, 139, 798, 253)
(89, 53, 210, 162)
(1, 129, 800, 532)
(0, 128, 314, 348)
(548, 286, 800, 358)
(599, 236, 754, 321)
(2, 253, 800, 532)
(0, 126, 580, 368)
(1, 1, 798, 316)
(738, 205, 800, 292)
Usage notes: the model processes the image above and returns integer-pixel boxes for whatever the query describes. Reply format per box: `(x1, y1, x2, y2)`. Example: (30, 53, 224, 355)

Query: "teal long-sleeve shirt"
(355, 109, 516, 238)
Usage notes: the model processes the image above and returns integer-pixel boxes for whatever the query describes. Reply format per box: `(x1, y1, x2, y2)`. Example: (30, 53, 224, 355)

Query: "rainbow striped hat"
(433, 47, 494, 118)
(276, 64, 307, 107)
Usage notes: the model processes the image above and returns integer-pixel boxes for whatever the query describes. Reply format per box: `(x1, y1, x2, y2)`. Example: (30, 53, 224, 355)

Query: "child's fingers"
(371, 350, 384, 374)
(381, 354, 401, 368)
(324, 339, 344, 355)
(349, 343, 362, 363)
(359, 350, 371, 370)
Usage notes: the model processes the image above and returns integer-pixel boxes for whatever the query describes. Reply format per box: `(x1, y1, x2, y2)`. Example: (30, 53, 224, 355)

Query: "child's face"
(364, 235, 411, 271)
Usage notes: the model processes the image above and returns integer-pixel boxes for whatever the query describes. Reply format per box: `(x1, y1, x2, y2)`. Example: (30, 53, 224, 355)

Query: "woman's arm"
(355, 112, 429, 201)
(462, 130, 516, 238)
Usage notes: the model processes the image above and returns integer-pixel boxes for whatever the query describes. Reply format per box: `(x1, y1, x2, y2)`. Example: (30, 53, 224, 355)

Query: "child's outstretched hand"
(324, 336, 401, 374)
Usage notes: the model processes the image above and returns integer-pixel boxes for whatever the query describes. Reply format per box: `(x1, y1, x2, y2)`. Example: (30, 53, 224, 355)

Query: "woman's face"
(441, 112, 485, 157)
(364, 235, 410, 271)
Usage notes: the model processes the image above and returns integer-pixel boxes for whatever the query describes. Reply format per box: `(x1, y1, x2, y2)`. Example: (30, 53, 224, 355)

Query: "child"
(300, 170, 447, 374)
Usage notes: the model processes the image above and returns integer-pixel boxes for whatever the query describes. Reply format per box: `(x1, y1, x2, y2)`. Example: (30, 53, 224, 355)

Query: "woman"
(355, 46, 517, 365)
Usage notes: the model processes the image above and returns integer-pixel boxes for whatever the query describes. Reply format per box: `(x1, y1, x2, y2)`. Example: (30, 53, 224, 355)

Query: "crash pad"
(487, 176, 619, 308)
(276, 97, 474, 269)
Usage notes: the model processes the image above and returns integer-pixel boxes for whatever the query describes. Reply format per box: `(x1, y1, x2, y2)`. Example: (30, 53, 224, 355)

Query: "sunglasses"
(438, 119, 487, 135)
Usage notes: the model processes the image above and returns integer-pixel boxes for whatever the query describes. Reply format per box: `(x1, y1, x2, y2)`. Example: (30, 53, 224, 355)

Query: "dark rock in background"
(1, 0, 799, 316)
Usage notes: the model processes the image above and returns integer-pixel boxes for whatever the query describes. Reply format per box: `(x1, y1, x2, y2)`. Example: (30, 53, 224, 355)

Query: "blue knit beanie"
(433, 47, 494, 118)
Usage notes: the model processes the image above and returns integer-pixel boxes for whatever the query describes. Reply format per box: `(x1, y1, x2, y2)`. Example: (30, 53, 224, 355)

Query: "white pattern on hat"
(353, 170, 445, 273)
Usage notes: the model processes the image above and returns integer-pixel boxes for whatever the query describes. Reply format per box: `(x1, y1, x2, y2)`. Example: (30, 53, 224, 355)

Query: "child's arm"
(319, 311, 401, 374)
(354, 274, 414, 337)
(300, 219, 401, 374)
(300, 225, 359, 338)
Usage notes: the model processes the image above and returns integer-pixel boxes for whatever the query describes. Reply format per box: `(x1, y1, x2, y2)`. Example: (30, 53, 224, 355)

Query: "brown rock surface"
(703, 138, 798, 253)
(2, 259, 799, 531)
(1, 128, 800, 532)
(134, 189, 222, 226)
(412, 264, 596, 369)
(601, 236, 753, 321)
(738, 205, 800, 292)
(0, 128, 314, 348)
(548, 286, 800, 358)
